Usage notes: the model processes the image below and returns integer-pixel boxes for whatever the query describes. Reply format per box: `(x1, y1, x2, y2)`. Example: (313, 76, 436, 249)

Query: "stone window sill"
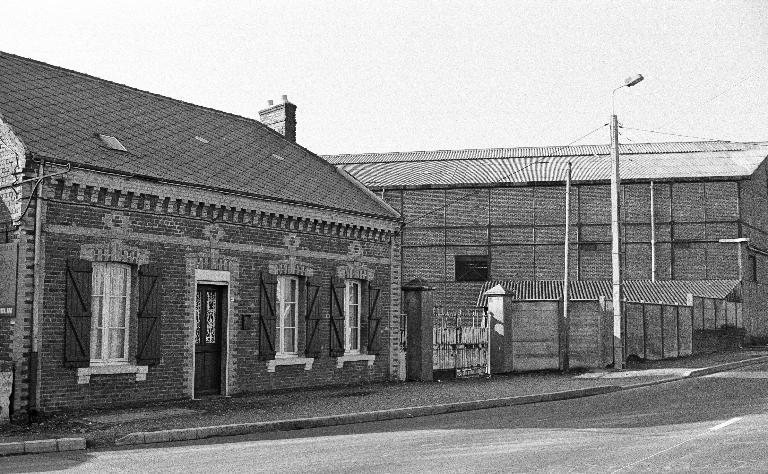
(77, 364, 148, 384)
(266, 357, 314, 373)
(336, 354, 376, 368)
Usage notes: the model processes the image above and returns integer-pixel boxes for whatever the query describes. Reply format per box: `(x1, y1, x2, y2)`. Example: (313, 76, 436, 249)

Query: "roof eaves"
(335, 168, 401, 220)
(34, 152, 400, 223)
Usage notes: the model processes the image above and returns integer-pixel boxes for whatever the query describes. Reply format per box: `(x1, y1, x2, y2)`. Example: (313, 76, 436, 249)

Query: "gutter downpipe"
(650, 181, 656, 281)
(30, 157, 44, 414)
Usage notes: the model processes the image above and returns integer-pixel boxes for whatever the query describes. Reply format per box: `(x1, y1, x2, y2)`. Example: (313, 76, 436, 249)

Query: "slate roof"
(475, 280, 742, 307)
(325, 142, 768, 188)
(0, 52, 397, 220)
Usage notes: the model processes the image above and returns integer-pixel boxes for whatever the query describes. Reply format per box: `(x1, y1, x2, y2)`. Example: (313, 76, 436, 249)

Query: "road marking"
(611, 417, 743, 472)
(705, 371, 768, 379)
(611, 436, 700, 473)
(710, 417, 742, 431)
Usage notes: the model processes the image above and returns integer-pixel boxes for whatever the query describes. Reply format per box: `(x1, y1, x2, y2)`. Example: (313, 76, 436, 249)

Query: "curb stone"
(688, 354, 768, 377)
(8, 356, 768, 454)
(115, 385, 620, 446)
(114, 356, 768, 447)
(0, 437, 87, 457)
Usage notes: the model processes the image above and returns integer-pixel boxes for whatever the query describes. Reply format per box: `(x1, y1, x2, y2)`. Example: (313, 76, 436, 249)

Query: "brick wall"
(391, 179, 742, 309)
(739, 160, 768, 340)
(35, 171, 400, 412)
(0, 118, 34, 416)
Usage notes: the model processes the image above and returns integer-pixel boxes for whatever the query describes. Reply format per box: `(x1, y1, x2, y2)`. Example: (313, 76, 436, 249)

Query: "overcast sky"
(2, 1, 766, 155)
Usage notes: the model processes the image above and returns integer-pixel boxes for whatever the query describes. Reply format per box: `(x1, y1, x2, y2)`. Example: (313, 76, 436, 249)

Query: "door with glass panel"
(195, 285, 224, 396)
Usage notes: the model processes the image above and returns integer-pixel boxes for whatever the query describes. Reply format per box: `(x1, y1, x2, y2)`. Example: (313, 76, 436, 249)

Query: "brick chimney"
(259, 95, 297, 142)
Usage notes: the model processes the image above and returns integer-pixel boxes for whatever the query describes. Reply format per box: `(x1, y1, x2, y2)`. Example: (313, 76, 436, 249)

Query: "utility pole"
(560, 160, 572, 372)
(609, 73, 643, 370)
(610, 114, 623, 369)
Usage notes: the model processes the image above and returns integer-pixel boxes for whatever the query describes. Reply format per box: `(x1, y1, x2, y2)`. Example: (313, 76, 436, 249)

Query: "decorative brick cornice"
(336, 261, 374, 281)
(268, 234, 316, 277)
(80, 240, 149, 265)
(336, 240, 374, 280)
(269, 256, 315, 277)
(50, 169, 398, 243)
(189, 249, 238, 272)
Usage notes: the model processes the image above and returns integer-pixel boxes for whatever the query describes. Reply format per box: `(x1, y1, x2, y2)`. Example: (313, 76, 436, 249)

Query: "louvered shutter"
(258, 272, 278, 360)
(359, 281, 370, 353)
(304, 277, 322, 358)
(136, 264, 161, 365)
(65, 259, 92, 367)
(366, 284, 382, 355)
(329, 277, 345, 357)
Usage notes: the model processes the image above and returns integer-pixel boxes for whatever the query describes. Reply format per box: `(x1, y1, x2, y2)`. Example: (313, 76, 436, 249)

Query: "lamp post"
(610, 74, 644, 369)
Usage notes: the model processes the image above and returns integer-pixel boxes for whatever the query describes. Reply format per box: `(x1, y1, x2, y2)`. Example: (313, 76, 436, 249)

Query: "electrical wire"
(620, 126, 768, 146)
(653, 69, 763, 132)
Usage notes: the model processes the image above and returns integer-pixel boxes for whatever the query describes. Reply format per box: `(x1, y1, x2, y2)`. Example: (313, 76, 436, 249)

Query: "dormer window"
(97, 134, 128, 152)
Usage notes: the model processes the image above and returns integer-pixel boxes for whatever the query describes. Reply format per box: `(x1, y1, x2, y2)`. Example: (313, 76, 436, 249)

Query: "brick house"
(326, 142, 768, 343)
(0, 52, 402, 417)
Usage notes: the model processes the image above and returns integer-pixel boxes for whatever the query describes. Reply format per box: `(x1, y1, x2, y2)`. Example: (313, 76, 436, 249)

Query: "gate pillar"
(485, 284, 510, 374)
(403, 278, 434, 382)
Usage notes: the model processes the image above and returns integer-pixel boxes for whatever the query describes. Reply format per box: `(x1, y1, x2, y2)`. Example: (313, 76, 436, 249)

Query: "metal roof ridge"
(324, 140, 760, 164)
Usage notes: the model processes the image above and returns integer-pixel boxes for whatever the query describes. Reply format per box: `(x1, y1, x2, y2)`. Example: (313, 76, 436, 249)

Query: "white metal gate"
(433, 307, 489, 377)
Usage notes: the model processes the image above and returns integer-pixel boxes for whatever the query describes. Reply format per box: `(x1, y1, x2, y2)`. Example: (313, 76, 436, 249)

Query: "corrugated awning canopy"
(476, 280, 742, 307)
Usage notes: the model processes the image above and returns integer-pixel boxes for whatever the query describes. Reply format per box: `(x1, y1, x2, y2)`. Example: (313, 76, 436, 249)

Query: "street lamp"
(610, 73, 644, 370)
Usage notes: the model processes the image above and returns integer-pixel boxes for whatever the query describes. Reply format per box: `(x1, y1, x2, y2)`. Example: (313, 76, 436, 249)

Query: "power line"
(620, 126, 768, 146)
(403, 123, 608, 226)
(654, 68, 763, 132)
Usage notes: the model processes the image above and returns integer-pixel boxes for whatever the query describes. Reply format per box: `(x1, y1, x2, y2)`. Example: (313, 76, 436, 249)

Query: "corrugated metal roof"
(0, 52, 397, 219)
(325, 141, 760, 164)
(332, 147, 768, 188)
(476, 280, 741, 307)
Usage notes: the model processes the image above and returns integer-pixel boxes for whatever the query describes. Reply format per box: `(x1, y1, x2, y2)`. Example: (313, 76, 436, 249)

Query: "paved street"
(4, 363, 768, 473)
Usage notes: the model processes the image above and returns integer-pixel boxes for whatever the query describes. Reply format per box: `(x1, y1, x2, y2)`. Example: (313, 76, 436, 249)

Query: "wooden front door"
(195, 285, 224, 396)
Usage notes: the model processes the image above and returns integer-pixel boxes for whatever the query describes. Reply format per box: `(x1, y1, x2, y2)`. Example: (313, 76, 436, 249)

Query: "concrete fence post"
(402, 278, 434, 382)
(485, 284, 508, 374)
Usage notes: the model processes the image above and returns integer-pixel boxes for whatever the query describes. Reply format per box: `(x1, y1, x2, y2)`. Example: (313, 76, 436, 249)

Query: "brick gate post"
(403, 278, 434, 382)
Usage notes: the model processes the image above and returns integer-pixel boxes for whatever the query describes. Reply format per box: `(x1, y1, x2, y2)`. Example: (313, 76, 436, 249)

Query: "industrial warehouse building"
(326, 141, 768, 344)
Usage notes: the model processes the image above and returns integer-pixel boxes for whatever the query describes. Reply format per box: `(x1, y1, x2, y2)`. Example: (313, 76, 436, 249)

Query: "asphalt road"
(5, 362, 768, 473)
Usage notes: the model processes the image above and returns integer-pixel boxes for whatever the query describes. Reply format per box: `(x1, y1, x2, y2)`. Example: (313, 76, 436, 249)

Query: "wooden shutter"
(359, 281, 370, 353)
(329, 277, 345, 357)
(366, 285, 382, 355)
(258, 272, 278, 360)
(304, 277, 322, 358)
(136, 264, 161, 365)
(65, 259, 92, 367)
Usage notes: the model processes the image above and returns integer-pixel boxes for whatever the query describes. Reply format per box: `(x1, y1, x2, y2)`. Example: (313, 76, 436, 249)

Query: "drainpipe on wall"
(30, 157, 44, 414)
(650, 181, 656, 281)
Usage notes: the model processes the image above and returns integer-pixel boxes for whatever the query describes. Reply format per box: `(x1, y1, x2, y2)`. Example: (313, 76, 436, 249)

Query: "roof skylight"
(97, 134, 127, 152)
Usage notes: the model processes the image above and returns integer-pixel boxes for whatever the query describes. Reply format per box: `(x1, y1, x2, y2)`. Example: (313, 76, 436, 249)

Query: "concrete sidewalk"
(2, 351, 767, 455)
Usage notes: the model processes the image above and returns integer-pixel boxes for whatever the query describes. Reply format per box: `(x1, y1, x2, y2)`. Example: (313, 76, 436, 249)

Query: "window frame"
(344, 280, 362, 354)
(276, 275, 300, 357)
(90, 262, 132, 366)
(454, 255, 489, 282)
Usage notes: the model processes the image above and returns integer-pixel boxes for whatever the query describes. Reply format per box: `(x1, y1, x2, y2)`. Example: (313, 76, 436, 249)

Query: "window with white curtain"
(90, 262, 131, 364)
(276, 275, 299, 356)
(345, 280, 361, 353)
